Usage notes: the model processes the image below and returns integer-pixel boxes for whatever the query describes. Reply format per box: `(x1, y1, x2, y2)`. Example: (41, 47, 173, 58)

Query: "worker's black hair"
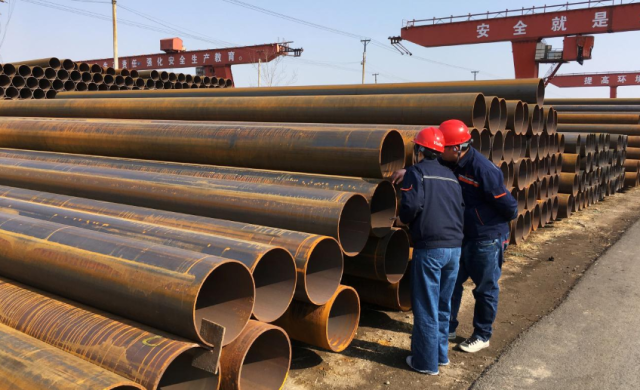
(414, 144, 441, 160)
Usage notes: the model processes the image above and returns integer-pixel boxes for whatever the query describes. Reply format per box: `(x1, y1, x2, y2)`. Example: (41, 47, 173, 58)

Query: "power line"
(0, 0, 18, 57)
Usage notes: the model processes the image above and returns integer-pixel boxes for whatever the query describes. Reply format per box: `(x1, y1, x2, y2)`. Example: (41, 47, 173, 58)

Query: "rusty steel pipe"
(32, 88, 45, 100)
(55, 78, 543, 102)
(0, 148, 398, 237)
(342, 270, 411, 311)
(220, 321, 291, 390)
(45, 67, 57, 80)
(484, 96, 502, 134)
(523, 210, 532, 239)
(502, 130, 514, 162)
(562, 134, 583, 154)
(531, 204, 541, 231)
(510, 214, 525, 245)
(559, 173, 579, 196)
(0, 323, 144, 390)
(624, 171, 639, 187)
(513, 159, 528, 191)
(478, 128, 492, 158)
(626, 136, 640, 148)
(505, 100, 525, 134)
(499, 98, 508, 131)
(88, 82, 99, 91)
(521, 103, 530, 136)
(552, 105, 640, 112)
(344, 228, 409, 283)
(0, 93, 488, 128)
(11, 75, 25, 88)
(80, 71, 92, 83)
(537, 200, 548, 228)
(557, 194, 573, 218)
(25, 76, 39, 90)
(38, 78, 51, 91)
(524, 183, 536, 210)
(2, 63, 16, 76)
(623, 159, 640, 172)
(17, 64, 31, 77)
(489, 130, 504, 162)
(499, 161, 510, 187)
(0, 278, 220, 390)
(0, 117, 404, 179)
(625, 147, 640, 160)
(527, 104, 543, 136)
(538, 133, 548, 158)
(14, 57, 61, 69)
(4, 86, 18, 100)
(19, 88, 32, 100)
(512, 188, 525, 215)
(550, 196, 558, 221)
(0, 196, 295, 323)
(0, 185, 342, 306)
(0, 157, 371, 255)
(0, 210, 255, 346)
(273, 285, 360, 352)
(527, 135, 539, 160)
(557, 113, 640, 125)
(0, 74, 10, 88)
(542, 106, 557, 133)
(538, 176, 548, 199)
(61, 79, 74, 91)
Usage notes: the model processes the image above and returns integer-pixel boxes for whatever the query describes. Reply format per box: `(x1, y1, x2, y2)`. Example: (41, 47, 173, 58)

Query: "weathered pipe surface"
(273, 285, 360, 352)
(0, 93, 488, 127)
(0, 211, 255, 346)
(12, 57, 61, 69)
(562, 153, 581, 173)
(0, 323, 144, 390)
(0, 157, 371, 255)
(0, 197, 295, 323)
(0, 278, 218, 390)
(557, 113, 640, 125)
(0, 185, 343, 306)
(557, 193, 574, 218)
(505, 100, 525, 135)
(344, 228, 410, 283)
(57, 78, 544, 103)
(499, 98, 508, 132)
(0, 117, 404, 179)
(220, 321, 291, 390)
(0, 148, 396, 238)
(510, 214, 524, 245)
(559, 173, 579, 197)
(342, 269, 411, 311)
(484, 96, 502, 134)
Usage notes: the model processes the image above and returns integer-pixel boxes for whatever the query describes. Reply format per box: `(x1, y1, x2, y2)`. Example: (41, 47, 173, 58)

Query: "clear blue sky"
(1, 0, 639, 97)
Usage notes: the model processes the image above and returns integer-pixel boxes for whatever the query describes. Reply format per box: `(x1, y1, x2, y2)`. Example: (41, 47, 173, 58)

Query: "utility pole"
(360, 39, 370, 84)
(112, 0, 118, 69)
(372, 73, 379, 84)
(471, 70, 479, 81)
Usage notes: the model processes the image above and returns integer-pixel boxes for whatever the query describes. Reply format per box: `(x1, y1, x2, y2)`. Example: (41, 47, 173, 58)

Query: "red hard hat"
(414, 127, 445, 153)
(439, 119, 471, 146)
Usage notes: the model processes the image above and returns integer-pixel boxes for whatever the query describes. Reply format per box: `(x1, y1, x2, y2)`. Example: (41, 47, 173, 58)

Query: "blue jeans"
(411, 247, 461, 373)
(449, 234, 508, 342)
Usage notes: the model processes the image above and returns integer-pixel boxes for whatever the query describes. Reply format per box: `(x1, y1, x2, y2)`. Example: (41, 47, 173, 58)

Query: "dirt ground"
(283, 186, 640, 390)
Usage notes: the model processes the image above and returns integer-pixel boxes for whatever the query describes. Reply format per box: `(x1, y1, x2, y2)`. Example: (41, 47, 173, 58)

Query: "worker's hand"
(391, 169, 406, 185)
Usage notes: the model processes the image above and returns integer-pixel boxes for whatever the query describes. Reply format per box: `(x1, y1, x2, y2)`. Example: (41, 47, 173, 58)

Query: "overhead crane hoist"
(392, 1, 640, 80)
(84, 37, 303, 85)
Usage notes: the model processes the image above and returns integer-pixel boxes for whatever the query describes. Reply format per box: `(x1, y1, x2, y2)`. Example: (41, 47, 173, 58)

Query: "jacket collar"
(456, 147, 475, 168)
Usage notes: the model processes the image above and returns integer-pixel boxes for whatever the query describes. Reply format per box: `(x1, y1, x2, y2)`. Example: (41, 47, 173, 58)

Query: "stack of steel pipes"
(548, 98, 639, 188)
(554, 132, 627, 218)
(0, 57, 233, 100)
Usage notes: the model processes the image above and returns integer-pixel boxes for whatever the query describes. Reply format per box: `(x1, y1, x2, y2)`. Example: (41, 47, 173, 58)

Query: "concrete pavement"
(472, 219, 640, 390)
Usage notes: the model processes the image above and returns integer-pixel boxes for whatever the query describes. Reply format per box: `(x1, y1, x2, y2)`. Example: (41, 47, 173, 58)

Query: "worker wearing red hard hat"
(397, 127, 464, 375)
(437, 119, 518, 354)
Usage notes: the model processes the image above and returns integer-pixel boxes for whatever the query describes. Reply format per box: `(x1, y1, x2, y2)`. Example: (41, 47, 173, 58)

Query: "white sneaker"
(459, 337, 490, 353)
(405, 356, 439, 375)
(448, 332, 456, 341)
(439, 360, 450, 367)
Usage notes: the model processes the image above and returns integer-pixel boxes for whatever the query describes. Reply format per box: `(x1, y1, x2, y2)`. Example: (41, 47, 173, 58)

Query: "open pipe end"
(499, 161, 509, 187)
(510, 215, 524, 245)
(370, 180, 398, 237)
(251, 248, 296, 323)
(380, 130, 406, 179)
(523, 211, 532, 239)
(502, 131, 514, 163)
(531, 204, 540, 232)
(535, 79, 545, 106)
(397, 268, 412, 311)
(480, 129, 492, 158)
(196, 261, 255, 346)
(499, 98, 508, 131)
(157, 350, 221, 390)
(338, 194, 371, 256)
(300, 237, 343, 306)
(220, 321, 291, 390)
(382, 228, 410, 284)
(326, 285, 360, 352)
(490, 130, 504, 162)
(472, 94, 488, 129)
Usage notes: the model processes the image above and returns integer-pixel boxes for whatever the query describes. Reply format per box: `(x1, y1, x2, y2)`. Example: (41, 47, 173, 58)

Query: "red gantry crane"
(393, 1, 640, 79)
(548, 71, 640, 97)
(83, 38, 303, 85)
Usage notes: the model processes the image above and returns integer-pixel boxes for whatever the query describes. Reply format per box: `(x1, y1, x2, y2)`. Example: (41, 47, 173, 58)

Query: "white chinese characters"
(551, 16, 567, 32)
(592, 11, 608, 28)
(477, 23, 490, 38)
(513, 20, 527, 36)
(584, 77, 593, 85)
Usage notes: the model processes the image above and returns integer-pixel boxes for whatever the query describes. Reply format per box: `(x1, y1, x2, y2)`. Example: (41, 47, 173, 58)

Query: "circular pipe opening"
(490, 130, 504, 162)
(5, 86, 19, 99)
(338, 194, 372, 256)
(502, 130, 514, 163)
(39, 78, 51, 90)
(521, 103, 529, 136)
(164, 81, 173, 89)
(303, 237, 343, 306)
(90, 64, 103, 73)
(480, 129, 492, 158)
(33, 89, 45, 99)
(185, 74, 193, 83)
(57, 69, 69, 81)
(380, 130, 406, 178)
(523, 211, 532, 239)
(12, 75, 25, 88)
(178, 73, 186, 82)
(251, 248, 296, 323)
(538, 133, 548, 158)
(511, 214, 524, 245)
(500, 161, 509, 187)
(19, 88, 32, 99)
(93, 73, 103, 84)
(130, 70, 139, 78)
(88, 83, 98, 91)
(157, 350, 220, 390)
(77, 63, 90, 72)
(99, 84, 109, 91)
(119, 69, 130, 77)
(532, 204, 540, 231)
(81, 72, 92, 83)
(397, 270, 412, 311)
(471, 94, 487, 129)
(18, 64, 32, 77)
(160, 71, 170, 81)
(370, 180, 398, 237)
(104, 74, 114, 85)
(535, 79, 545, 105)
(0, 75, 10, 88)
(225, 79, 233, 88)
(175, 82, 184, 89)
(383, 229, 410, 284)
(76, 82, 88, 92)
(61, 59, 74, 71)
(237, 326, 291, 390)
(110, 85, 119, 91)
(3, 63, 16, 75)
(155, 80, 164, 89)
(195, 262, 255, 346)
(170, 73, 178, 82)
(499, 98, 508, 131)
(485, 97, 501, 134)
(116, 75, 125, 86)
(135, 78, 145, 88)
(125, 77, 134, 87)
(146, 79, 155, 88)
(46, 89, 57, 99)
(62, 80, 74, 92)
(326, 286, 360, 352)
(120, 85, 129, 91)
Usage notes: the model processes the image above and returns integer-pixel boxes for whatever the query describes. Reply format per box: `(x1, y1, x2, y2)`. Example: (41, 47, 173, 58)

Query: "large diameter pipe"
(0, 196, 295, 323)
(56, 78, 543, 103)
(0, 323, 144, 390)
(559, 173, 579, 196)
(13, 57, 61, 69)
(342, 269, 411, 311)
(504, 100, 525, 135)
(273, 285, 360, 352)
(0, 148, 397, 238)
(344, 228, 409, 283)
(0, 278, 218, 390)
(499, 98, 508, 131)
(0, 157, 371, 254)
(0, 117, 405, 179)
(0, 93, 488, 128)
(0, 184, 343, 306)
(220, 321, 291, 390)
(484, 96, 501, 134)
(557, 113, 640, 125)
(0, 211, 255, 346)
(557, 194, 574, 218)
